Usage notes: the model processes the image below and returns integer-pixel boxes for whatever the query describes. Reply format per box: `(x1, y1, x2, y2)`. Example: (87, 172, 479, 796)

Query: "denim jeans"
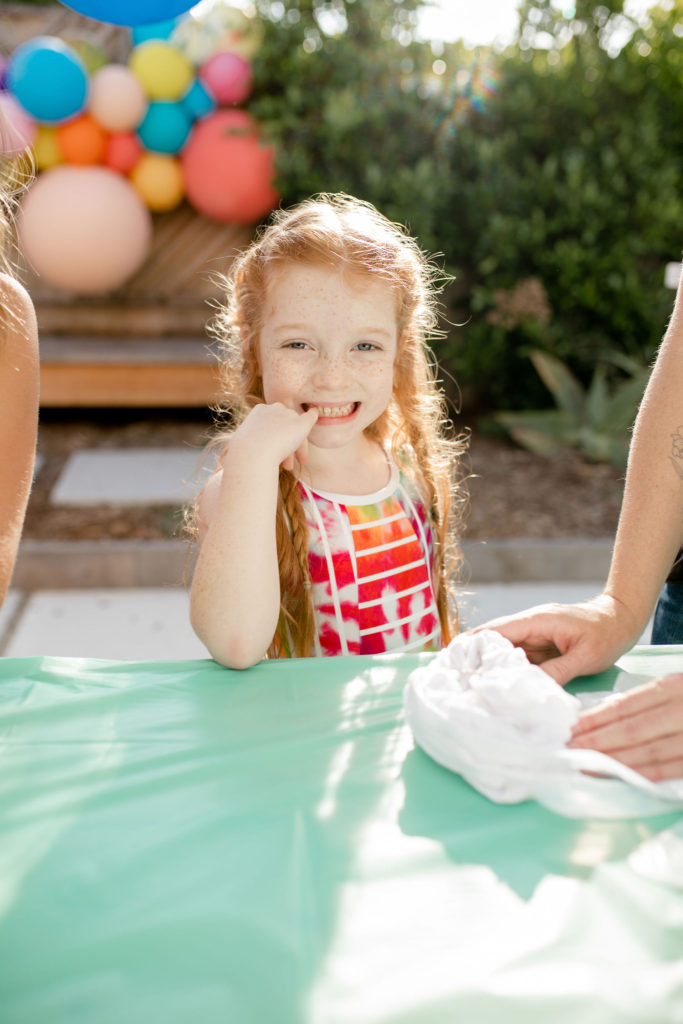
(651, 583, 683, 644)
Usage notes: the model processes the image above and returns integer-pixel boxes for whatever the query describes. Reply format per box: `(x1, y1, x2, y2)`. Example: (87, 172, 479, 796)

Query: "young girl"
(190, 193, 466, 668)
(0, 121, 39, 607)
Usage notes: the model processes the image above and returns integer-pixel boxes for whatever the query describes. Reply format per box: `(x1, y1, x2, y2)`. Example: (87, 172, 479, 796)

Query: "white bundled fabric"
(404, 630, 683, 818)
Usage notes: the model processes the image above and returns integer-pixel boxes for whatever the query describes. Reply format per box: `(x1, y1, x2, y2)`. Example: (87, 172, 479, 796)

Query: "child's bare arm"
(190, 403, 317, 668)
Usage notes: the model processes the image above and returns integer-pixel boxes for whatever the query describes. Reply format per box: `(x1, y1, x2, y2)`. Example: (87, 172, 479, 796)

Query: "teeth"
(315, 403, 355, 418)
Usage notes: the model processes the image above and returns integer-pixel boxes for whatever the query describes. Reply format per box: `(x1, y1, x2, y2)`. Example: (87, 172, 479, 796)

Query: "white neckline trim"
(303, 457, 399, 505)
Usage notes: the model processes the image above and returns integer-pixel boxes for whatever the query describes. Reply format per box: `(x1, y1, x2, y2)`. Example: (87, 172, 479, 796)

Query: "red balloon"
(105, 132, 142, 173)
(180, 110, 278, 224)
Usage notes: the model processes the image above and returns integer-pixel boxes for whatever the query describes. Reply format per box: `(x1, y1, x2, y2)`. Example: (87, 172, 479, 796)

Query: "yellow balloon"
(129, 153, 184, 212)
(32, 126, 62, 170)
(129, 41, 194, 101)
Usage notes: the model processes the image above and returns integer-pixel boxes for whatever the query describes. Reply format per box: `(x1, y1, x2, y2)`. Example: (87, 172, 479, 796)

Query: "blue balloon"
(58, 1, 195, 27)
(181, 80, 216, 122)
(8, 36, 88, 125)
(131, 19, 179, 44)
(137, 101, 191, 154)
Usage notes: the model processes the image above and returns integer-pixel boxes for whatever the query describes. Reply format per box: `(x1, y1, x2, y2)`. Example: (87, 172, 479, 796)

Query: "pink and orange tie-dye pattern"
(298, 462, 441, 657)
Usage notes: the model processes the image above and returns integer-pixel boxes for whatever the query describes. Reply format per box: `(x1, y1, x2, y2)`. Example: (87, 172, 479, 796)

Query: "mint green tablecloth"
(1, 647, 683, 1023)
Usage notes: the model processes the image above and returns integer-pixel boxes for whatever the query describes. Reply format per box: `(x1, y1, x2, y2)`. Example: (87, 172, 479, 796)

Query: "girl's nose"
(312, 354, 349, 388)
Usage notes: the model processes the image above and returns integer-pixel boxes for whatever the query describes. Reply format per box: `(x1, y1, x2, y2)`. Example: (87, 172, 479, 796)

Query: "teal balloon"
(137, 101, 191, 154)
(131, 19, 179, 44)
(58, 2, 195, 27)
(8, 36, 87, 125)
(181, 80, 216, 122)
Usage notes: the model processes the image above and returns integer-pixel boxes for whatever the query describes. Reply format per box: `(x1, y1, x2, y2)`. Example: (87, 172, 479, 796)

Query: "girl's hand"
(568, 673, 683, 781)
(228, 403, 319, 472)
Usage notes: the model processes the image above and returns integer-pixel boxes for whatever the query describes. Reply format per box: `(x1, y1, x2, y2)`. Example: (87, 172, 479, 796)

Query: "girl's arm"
(0, 275, 39, 606)
(484, 273, 683, 684)
(189, 402, 318, 669)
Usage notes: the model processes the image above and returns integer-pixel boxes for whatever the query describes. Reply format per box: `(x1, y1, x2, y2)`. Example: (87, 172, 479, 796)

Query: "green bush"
(249, 0, 453, 250)
(249, 0, 681, 414)
(435, 0, 682, 409)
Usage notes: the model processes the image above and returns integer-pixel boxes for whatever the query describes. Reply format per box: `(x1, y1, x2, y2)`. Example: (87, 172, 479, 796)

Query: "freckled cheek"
(360, 359, 394, 379)
(261, 358, 309, 405)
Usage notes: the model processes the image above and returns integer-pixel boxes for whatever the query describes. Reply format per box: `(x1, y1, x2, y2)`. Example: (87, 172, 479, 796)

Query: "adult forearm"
(605, 282, 683, 633)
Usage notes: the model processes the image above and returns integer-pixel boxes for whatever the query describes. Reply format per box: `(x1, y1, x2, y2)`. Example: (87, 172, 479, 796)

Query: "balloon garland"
(1, 5, 278, 293)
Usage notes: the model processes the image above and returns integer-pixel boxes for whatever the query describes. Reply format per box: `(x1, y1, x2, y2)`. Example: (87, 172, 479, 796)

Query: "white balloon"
(89, 64, 147, 133)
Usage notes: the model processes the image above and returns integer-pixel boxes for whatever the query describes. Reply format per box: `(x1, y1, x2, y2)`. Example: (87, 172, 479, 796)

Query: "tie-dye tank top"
(294, 458, 442, 657)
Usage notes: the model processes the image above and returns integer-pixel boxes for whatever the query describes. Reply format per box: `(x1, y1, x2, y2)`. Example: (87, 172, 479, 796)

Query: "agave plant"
(495, 349, 651, 470)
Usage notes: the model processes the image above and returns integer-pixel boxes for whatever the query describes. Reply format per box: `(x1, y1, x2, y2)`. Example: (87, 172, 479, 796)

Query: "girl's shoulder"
(0, 273, 38, 352)
(0, 273, 35, 320)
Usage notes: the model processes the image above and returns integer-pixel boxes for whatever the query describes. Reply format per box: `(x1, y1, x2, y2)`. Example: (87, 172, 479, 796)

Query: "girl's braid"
(270, 468, 315, 657)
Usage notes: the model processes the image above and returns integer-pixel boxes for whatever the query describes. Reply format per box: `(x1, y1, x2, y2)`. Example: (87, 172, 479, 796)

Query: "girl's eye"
(285, 341, 309, 350)
(354, 342, 379, 352)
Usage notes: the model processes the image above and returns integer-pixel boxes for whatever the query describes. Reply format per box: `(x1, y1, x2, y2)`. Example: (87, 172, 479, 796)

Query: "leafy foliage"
(248, 0, 681, 417)
(495, 348, 651, 467)
(249, 0, 452, 249)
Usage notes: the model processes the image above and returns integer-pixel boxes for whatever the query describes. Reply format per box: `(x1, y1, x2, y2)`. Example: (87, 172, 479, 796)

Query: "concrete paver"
(459, 581, 601, 629)
(0, 592, 23, 651)
(50, 448, 210, 506)
(0, 581, 654, 662)
(2, 588, 209, 661)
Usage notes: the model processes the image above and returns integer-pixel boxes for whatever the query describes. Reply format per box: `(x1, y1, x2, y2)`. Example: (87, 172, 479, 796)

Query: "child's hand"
(230, 402, 319, 472)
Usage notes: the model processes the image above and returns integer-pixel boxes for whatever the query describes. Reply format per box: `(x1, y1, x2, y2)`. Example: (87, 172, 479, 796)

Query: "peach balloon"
(18, 166, 152, 294)
(130, 152, 184, 211)
(57, 114, 107, 165)
(89, 64, 147, 132)
(181, 110, 278, 224)
(105, 132, 142, 174)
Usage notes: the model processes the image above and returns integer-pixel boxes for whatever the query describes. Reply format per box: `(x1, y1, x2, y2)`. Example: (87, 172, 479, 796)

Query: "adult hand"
(568, 673, 683, 781)
(479, 593, 642, 686)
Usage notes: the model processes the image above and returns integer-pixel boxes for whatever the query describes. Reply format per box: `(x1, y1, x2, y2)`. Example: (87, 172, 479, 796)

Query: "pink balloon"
(0, 93, 37, 156)
(199, 51, 251, 106)
(18, 166, 152, 294)
(181, 110, 278, 224)
(89, 64, 147, 132)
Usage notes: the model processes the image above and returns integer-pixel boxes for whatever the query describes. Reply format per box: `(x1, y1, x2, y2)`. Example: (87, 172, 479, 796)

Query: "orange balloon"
(57, 114, 108, 165)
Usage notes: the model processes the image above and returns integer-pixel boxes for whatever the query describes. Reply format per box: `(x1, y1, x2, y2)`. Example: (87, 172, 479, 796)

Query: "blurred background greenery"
(245, 0, 681, 435)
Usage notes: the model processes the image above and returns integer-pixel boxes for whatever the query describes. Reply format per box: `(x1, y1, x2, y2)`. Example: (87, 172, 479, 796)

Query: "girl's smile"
(301, 401, 359, 421)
